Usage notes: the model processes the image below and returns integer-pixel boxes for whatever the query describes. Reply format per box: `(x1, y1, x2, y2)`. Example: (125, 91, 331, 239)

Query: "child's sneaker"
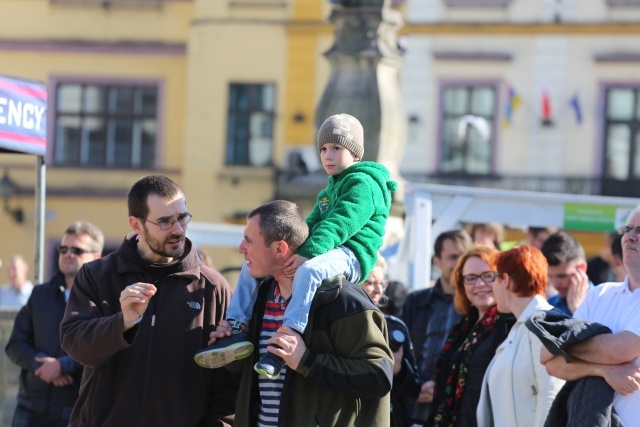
(254, 353, 286, 380)
(194, 328, 253, 369)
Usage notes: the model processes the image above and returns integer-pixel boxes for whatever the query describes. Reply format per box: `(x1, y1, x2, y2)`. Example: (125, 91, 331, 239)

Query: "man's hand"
(119, 282, 156, 331)
(281, 255, 309, 279)
(601, 363, 640, 396)
(416, 380, 435, 403)
(52, 375, 74, 387)
(540, 346, 555, 365)
(393, 347, 404, 375)
(34, 356, 62, 383)
(267, 326, 306, 370)
(567, 269, 590, 314)
(543, 355, 586, 381)
(206, 319, 249, 346)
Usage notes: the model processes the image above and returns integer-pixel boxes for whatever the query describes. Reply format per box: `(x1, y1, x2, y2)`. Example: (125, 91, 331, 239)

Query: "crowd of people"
(1, 112, 639, 427)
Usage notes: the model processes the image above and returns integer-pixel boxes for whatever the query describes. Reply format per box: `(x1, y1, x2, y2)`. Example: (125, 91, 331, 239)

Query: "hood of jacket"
(331, 161, 398, 208)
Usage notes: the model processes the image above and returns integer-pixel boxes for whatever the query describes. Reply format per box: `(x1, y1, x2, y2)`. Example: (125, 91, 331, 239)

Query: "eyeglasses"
(618, 225, 640, 235)
(57, 245, 95, 256)
(363, 279, 388, 290)
(462, 271, 498, 286)
(138, 213, 192, 230)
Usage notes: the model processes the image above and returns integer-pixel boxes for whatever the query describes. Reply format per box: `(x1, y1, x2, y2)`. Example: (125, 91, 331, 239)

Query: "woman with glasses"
(477, 245, 565, 427)
(430, 245, 515, 427)
(361, 254, 422, 427)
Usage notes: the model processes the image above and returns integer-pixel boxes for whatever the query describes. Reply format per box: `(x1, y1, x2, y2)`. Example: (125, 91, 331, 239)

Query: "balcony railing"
(404, 174, 603, 196)
(277, 170, 608, 200)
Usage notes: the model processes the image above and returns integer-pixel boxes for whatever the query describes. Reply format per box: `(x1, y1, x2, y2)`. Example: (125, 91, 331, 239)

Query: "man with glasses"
(60, 175, 236, 426)
(401, 229, 473, 426)
(541, 207, 640, 426)
(6, 221, 103, 426)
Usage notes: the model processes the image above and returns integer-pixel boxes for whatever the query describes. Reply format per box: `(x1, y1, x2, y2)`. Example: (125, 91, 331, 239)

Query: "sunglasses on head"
(57, 245, 94, 256)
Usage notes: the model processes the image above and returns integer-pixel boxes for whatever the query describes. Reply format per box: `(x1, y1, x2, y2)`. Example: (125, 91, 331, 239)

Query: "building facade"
(0, 0, 339, 277)
(401, 0, 640, 200)
(1, 0, 639, 281)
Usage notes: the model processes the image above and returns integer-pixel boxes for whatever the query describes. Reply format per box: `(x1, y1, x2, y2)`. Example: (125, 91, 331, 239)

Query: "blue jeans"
(11, 404, 70, 427)
(227, 246, 361, 334)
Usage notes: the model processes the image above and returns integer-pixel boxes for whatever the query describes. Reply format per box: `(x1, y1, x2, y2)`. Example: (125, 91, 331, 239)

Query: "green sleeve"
(305, 197, 322, 231)
(297, 175, 377, 258)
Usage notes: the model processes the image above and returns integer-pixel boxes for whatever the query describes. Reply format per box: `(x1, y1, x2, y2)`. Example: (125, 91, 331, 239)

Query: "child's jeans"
(226, 246, 361, 334)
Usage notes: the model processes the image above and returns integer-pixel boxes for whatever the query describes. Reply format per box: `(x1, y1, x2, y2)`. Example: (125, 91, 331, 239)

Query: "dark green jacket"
(297, 161, 397, 282)
(232, 275, 393, 427)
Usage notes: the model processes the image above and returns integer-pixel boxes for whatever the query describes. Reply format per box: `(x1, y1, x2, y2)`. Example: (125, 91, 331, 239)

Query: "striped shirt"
(257, 282, 290, 427)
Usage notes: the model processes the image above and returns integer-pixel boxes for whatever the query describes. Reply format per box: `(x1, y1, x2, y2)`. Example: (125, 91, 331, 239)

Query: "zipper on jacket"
(139, 278, 160, 426)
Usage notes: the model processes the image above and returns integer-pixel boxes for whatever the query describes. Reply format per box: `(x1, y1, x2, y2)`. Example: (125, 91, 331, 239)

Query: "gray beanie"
(317, 113, 364, 159)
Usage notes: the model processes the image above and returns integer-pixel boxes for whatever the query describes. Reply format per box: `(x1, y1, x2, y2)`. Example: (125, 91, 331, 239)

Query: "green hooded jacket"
(297, 161, 398, 281)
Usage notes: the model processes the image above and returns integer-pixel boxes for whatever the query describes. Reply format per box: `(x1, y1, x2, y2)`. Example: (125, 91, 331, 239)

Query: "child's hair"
(317, 113, 365, 160)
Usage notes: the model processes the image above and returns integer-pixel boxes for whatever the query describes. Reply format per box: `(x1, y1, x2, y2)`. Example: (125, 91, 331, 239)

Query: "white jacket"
(477, 295, 565, 427)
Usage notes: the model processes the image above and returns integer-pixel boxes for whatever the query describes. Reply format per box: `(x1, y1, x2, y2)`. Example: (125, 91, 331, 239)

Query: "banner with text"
(0, 74, 47, 156)
(563, 203, 634, 232)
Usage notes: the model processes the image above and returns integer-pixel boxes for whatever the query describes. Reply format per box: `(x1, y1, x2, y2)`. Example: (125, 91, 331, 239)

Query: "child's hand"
(282, 254, 309, 277)
(208, 320, 233, 345)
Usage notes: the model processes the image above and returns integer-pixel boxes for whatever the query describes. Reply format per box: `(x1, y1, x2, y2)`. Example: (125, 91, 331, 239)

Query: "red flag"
(541, 90, 553, 126)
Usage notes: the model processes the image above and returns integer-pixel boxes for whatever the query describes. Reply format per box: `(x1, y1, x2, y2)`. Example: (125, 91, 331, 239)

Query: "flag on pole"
(541, 90, 553, 126)
(570, 93, 582, 125)
(503, 85, 521, 126)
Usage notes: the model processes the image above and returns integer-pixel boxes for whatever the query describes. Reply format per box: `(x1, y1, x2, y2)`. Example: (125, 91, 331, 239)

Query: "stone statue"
(317, 0, 404, 180)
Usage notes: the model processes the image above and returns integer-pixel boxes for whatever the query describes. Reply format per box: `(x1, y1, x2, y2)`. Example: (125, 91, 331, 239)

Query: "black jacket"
(61, 237, 236, 427)
(401, 280, 461, 424)
(430, 309, 515, 427)
(386, 315, 422, 427)
(5, 271, 82, 420)
(232, 275, 393, 427)
(525, 308, 624, 427)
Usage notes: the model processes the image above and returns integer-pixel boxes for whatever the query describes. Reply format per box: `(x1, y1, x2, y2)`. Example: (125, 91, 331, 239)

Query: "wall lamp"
(293, 112, 306, 123)
(0, 171, 24, 224)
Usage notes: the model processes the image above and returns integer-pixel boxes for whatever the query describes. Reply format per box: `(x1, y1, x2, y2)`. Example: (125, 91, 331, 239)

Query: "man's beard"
(143, 229, 185, 260)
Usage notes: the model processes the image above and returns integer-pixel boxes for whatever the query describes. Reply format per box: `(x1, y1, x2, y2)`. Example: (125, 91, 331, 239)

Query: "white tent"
(402, 183, 640, 289)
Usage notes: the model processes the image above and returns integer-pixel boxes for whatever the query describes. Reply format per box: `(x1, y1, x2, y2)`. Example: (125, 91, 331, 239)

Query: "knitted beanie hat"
(317, 113, 364, 159)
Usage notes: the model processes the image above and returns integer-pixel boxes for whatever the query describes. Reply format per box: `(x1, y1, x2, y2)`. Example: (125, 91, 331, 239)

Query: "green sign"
(563, 203, 632, 231)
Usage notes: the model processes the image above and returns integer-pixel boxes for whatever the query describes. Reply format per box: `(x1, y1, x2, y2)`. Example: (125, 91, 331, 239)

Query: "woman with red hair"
(477, 245, 565, 427)
(430, 245, 515, 427)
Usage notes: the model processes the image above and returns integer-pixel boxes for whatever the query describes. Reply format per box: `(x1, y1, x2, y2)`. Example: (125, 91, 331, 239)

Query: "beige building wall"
(182, 0, 333, 271)
(0, 0, 190, 281)
(400, 30, 640, 179)
(0, 0, 351, 278)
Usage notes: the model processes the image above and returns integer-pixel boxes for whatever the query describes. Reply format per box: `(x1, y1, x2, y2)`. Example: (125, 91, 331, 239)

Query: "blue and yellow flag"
(503, 85, 521, 127)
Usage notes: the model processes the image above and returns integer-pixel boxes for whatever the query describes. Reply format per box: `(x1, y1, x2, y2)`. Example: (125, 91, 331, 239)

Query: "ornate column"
(316, 0, 406, 193)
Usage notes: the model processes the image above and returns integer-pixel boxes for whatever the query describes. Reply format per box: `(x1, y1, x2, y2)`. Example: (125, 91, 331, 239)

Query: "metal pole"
(412, 190, 432, 290)
(34, 155, 46, 284)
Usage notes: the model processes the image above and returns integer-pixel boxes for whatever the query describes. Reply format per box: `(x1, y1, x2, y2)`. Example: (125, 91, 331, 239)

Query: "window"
(226, 83, 275, 166)
(54, 83, 158, 169)
(439, 84, 497, 175)
(603, 87, 640, 180)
